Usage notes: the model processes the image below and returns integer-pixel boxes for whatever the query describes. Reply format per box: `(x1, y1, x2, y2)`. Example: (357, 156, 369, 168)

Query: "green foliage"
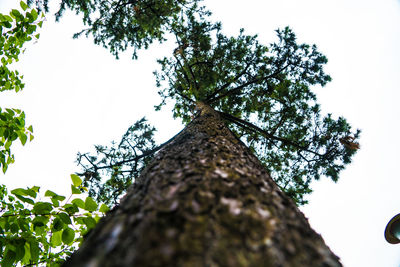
(0, 108, 34, 173)
(0, 175, 108, 266)
(43, 0, 204, 59)
(0, 1, 42, 93)
(0, 1, 44, 173)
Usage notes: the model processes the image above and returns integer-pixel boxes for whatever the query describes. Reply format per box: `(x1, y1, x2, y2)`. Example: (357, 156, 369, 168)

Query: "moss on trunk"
(64, 103, 341, 266)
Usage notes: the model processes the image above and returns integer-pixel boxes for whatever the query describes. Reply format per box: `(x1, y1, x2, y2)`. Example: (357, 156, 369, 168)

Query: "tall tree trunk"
(64, 103, 341, 267)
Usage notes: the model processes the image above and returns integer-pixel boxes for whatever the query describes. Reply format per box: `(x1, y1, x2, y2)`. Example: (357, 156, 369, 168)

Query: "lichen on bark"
(64, 103, 341, 267)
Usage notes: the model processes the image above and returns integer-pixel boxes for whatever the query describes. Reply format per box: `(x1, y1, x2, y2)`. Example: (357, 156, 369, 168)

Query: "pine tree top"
(39, 0, 360, 205)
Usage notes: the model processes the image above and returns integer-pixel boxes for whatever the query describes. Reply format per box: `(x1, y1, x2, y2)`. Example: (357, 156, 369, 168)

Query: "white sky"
(1, 0, 400, 266)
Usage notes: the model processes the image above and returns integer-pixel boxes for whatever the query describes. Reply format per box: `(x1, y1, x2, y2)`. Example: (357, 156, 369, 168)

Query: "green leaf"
(50, 231, 62, 247)
(84, 196, 98, 212)
(51, 198, 60, 207)
(5, 140, 12, 150)
(17, 217, 29, 231)
(11, 188, 27, 196)
(58, 212, 72, 225)
(45, 190, 66, 201)
(44, 190, 57, 197)
(51, 217, 64, 232)
(62, 227, 75, 245)
(24, 188, 37, 198)
(0, 217, 6, 229)
(30, 9, 38, 21)
(19, 132, 27, 145)
(99, 203, 110, 213)
(64, 203, 79, 215)
(10, 9, 22, 20)
(21, 242, 31, 265)
(71, 174, 82, 187)
(29, 240, 39, 262)
(55, 195, 65, 201)
(30, 186, 40, 192)
(2, 164, 8, 174)
(71, 198, 85, 209)
(14, 194, 34, 205)
(10, 222, 19, 233)
(32, 216, 49, 227)
(71, 185, 81, 194)
(3, 15, 13, 22)
(83, 216, 97, 230)
(10, 188, 36, 200)
(15, 240, 25, 261)
(33, 225, 45, 235)
(2, 21, 12, 28)
(2, 249, 16, 267)
(20, 1, 28, 11)
(32, 202, 53, 214)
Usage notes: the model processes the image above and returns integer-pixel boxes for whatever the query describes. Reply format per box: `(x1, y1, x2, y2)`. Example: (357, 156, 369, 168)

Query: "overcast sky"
(1, 0, 400, 266)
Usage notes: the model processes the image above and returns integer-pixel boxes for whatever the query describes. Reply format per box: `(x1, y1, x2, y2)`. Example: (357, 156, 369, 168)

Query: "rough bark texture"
(64, 103, 342, 267)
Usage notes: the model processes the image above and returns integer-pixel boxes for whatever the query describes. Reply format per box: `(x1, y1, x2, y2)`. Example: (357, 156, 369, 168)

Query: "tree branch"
(207, 63, 291, 104)
(173, 35, 200, 94)
(173, 57, 196, 103)
(80, 126, 186, 171)
(205, 61, 252, 103)
(217, 111, 323, 156)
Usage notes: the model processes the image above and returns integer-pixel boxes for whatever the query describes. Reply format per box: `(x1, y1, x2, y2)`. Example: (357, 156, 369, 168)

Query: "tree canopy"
(45, 0, 361, 205)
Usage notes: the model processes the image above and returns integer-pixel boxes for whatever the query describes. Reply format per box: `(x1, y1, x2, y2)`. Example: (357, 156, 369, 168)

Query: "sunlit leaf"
(50, 231, 62, 247)
(20, 1, 28, 11)
(84, 197, 98, 212)
(99, 203, 110, 213)
(71, 174, 82, 187)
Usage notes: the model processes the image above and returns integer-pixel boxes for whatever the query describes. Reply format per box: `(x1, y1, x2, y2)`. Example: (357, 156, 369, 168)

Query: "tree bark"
(64, 103, 342, 267)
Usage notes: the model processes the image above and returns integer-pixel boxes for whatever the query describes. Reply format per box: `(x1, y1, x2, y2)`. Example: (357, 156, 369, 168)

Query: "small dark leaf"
(51, 217, 64, 232)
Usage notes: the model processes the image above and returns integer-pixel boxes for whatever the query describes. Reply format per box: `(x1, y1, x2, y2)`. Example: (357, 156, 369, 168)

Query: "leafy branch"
(0, 175, 109, 267)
